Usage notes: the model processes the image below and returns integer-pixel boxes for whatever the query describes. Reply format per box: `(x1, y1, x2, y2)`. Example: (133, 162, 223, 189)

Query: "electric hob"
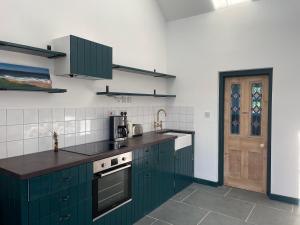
(62, 140, 128, 156)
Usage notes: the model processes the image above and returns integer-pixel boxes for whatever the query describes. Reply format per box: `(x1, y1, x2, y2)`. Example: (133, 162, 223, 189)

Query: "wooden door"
(224, 76, 268, 193)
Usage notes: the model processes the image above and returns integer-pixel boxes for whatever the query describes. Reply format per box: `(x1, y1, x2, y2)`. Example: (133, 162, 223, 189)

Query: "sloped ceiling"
(156, 0, 215, 21)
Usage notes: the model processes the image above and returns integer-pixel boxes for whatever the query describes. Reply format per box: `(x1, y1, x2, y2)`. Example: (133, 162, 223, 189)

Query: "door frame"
(218, 68, 273, 195)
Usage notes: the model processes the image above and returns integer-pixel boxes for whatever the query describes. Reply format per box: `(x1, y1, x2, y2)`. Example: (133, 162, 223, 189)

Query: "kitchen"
(0, 0, 300, 225)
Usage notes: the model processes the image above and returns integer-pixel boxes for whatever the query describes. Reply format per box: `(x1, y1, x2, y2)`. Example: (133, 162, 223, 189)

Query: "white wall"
(0, 0, 170, 108)
(167, 0, 300, 198)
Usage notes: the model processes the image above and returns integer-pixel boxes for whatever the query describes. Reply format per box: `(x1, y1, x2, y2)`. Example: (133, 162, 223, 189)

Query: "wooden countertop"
(0, 130, 194, 179)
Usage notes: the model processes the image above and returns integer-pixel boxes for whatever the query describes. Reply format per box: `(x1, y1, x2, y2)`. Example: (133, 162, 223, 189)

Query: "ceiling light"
(212, 0, 252, 9)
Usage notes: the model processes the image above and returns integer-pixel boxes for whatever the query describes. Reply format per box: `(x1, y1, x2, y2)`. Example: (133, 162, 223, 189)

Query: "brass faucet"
(53, 131, 59, 152)
(154, 109, 167, 131)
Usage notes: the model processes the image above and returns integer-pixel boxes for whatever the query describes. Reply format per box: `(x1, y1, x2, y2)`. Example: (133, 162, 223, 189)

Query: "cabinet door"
(70, 36, 112, 79)
(156, 140, 175, 205)
(175, 146, 194, 193)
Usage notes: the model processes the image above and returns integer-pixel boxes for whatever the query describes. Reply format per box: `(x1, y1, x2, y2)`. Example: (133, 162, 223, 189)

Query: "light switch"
(204, 111, 211, 119)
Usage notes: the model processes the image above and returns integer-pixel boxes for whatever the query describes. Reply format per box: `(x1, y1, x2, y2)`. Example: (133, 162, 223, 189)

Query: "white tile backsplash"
(7, 109, 23, 125)
(53, 108, 65, 122)
(0, 106, 194, 159)
(24, 124, 38, 139)
(39, 109, 52, 123)
(0, 142, 7, 159)
(0, 109, 6, 126)
(65, 108, 76, 121)
(7, 140, 23, 157)
(7, 125, 23, 141)
(38, 137, 53, 152)
(24, 138, 38, 155)
(24, 109, 38, 124)
(0, 126, 6, 143)
(39, 123, 53, 137)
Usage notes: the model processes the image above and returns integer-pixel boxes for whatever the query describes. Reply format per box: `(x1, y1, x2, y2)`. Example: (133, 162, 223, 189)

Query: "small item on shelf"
(53, 131, 59, 152)
(0, 63, 52, 89)
(0, 63, 67, 93)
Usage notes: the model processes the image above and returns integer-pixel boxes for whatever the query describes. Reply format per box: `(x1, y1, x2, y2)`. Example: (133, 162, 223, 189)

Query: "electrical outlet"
(204, 111, 211, 119)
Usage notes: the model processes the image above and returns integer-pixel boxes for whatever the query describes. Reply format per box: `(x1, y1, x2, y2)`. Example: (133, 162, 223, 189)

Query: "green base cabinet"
(174, 145, 194, 194)
(0, 163, 93, 225)
(132, 140, 175, 223)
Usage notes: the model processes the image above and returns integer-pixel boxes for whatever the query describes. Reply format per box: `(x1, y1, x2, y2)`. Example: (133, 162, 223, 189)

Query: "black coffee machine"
(109, 112, 128, 142)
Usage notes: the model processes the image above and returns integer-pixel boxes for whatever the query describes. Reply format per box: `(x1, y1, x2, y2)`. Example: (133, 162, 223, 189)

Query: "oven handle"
(100, 164, 131, 177)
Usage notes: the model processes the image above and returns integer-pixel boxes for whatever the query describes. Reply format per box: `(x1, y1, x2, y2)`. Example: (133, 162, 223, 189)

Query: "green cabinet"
(53, 35, 112, 79)
(132, 140, 175, 223)
(0, 163, 93, 225)
(174, 145, 194, 194)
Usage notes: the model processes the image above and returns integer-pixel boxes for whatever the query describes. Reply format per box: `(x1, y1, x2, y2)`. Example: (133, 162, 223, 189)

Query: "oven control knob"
(122, 157, 126, 161)
(101, 163, 106, 168)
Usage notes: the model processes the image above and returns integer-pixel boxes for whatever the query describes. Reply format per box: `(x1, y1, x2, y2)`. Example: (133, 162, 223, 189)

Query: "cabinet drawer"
(29, 183, 91, 219)
(51, 206, 78, 225)
(29, 164, 92, 201)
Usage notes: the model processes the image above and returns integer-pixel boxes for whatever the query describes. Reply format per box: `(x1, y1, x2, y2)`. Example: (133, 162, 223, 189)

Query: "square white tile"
(24, 138, 39, 155)
(7, 140, 23, 157)
(76, 132, 86, 145)
(76, 120, 86, 133)
(0, 142, 7, 159)
(7, 109, 23, 125)
(85, 131, 95, 143)
(0, 126, 6, 143)
(65, 121, 75, 134)
(0, 109, 6, 125)
(53, 108, 65, 122)
(38, 137, 53, 152)
(39, 109, 52, 123)
(7, 125, 23, 141)
(39, 123, 53, 137)
(24, 109, 38, 124)
(76, 108, 86, 120)
(53, 122, 65, 135)
(57, 135, 65, 149)
(24, 124, 38, 139)
(65, 134, 76, 147)
(65, 108, 75, 121)
(85, 120, 92, 132)
(86, 108, 96, 119)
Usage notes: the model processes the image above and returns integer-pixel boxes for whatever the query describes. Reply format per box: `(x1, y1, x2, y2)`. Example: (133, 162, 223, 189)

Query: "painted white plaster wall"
(167, 0, 300, 198)
(0, 0, 170, 108)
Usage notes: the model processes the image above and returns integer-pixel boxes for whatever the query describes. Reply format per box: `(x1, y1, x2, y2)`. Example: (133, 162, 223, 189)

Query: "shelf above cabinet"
(112, 64, 176, 79)
(0, 40, 66, 58)
(0, 87, 67, 93)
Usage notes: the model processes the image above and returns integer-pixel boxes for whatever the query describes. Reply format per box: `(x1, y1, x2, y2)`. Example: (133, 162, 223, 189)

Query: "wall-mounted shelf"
(0, 87, 67, 93)
(96, 86, 176, 98)
(0, 40, 66, 58)
(112, 64, 176, 79)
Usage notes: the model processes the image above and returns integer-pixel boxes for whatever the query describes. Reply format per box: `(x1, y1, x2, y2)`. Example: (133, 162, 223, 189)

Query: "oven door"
(92, 163, 132, 221)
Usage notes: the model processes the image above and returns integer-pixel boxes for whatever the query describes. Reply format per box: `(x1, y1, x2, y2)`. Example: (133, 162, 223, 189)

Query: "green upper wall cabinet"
(52, 35, 112, 79)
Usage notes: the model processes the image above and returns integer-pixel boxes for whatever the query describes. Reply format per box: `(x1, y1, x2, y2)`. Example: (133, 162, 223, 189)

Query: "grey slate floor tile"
(134, 216, 156, 225)
(149, 199, 208, 225)
(227, 188, 293, 212)
(199, 212, 246, 225)
(183, 189, 254, 220)
(137, 183, 298, 225)
(191, 183, 231, 197)
(171, 183, 198, 201)
(247, 204, 300, 225)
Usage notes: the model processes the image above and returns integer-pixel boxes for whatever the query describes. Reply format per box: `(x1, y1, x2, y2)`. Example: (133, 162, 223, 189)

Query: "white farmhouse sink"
(163, 132, 192, 151)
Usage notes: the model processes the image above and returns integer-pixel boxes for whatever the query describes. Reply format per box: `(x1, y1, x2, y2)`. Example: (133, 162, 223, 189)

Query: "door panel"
(224, 76, 268, 193)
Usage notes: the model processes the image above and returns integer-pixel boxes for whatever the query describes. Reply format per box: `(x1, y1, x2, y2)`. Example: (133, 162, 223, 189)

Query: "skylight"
(212, 0, 251, 9)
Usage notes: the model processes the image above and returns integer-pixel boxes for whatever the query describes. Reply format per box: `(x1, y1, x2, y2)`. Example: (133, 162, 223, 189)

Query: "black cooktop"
(62, 140, 128, 156)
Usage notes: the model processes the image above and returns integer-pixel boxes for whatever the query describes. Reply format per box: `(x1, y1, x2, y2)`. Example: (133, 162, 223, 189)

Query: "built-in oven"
(92, 152, 132, 221)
